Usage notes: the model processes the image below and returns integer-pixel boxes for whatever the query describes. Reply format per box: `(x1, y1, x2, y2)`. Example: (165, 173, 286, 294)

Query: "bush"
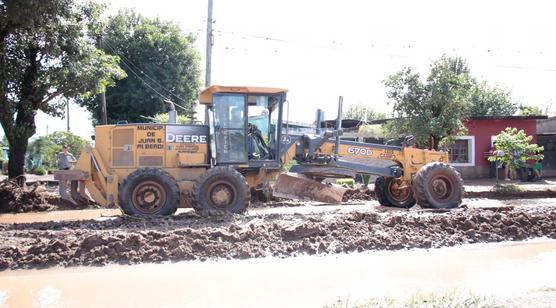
(492, 183, 524, 193)
(336, 179, 355, 186)
(33, 166, 47, 176)
(28, 131, 90, 168)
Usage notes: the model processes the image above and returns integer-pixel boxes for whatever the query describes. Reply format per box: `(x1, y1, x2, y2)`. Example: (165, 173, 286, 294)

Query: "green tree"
(518, 105, 545, 116)
(28, 131, 90, 168)
(0, 0, 125, 183)
(488, 127, 543, 172)
(80, 10, 202, 124)
(343, 105, 386, 122)
(143, 113, 192, 124)
(469, 82, 518, 117)
(384, 56, 473, 150)
(357, 124, 389, 139)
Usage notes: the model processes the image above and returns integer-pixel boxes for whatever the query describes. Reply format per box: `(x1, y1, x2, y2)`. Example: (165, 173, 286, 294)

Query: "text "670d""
(347, 147, 373, 156)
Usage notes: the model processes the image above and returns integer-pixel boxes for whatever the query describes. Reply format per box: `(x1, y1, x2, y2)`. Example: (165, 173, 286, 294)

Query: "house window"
(449, 140, 469, 163)
(447, 136, 475, 166)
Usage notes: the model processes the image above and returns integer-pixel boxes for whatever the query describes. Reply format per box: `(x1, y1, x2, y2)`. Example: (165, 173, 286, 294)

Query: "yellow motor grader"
(55, 85, 463, 216)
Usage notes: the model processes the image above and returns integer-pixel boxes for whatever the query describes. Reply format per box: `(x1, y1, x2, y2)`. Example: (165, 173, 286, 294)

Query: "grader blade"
(273, 173, 348, 203)
(70, 180, 92, 204)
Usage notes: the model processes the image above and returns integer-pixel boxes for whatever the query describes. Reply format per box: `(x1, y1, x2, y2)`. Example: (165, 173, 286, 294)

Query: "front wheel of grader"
(412, 162, 463, 209)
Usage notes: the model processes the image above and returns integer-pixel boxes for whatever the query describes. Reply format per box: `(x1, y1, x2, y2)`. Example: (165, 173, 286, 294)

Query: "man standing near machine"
(57, 145, 76, 201)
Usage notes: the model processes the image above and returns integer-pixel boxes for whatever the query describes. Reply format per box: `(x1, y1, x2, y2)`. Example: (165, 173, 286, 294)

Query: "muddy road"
(0, 202, 555, 271)
(1, 240, 555, 307)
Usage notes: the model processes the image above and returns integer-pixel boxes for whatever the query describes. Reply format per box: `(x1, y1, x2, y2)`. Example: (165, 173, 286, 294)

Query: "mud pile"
(0, 180, 55, 213)
(0, 180, 93, 213)
(343, 187, 374, 202)
(1, 205, 555, 270)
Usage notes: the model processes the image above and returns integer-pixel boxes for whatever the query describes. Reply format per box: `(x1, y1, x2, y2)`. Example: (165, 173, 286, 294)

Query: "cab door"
(212, 94, 247, 164)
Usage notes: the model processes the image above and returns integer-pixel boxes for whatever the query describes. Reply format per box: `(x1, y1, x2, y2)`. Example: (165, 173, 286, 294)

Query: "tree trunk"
(429, 135, 441, 151)
(7, 138, 27, 186)
(4, 45, 40, 186)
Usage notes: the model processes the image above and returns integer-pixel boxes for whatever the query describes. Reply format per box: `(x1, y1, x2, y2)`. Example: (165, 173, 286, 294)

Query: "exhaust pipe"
(315, 109, 325, 134)
(164, 99, 177, 124)
(335, 96, 343, 159)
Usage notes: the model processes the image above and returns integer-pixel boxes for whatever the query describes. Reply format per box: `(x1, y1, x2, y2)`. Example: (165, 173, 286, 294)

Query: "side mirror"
(403, 135, 415, 147)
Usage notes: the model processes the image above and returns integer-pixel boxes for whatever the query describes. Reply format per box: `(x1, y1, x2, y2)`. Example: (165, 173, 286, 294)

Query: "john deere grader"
(55, 86, 463, 217)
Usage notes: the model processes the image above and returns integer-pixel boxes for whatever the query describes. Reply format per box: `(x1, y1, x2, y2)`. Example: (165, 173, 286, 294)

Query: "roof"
(199, 85, 288, 105)
(320, 118, 392, 128)
(283, 120, 313, 128)
(469, 115, 548, 120)
(320, 115, 548, 129)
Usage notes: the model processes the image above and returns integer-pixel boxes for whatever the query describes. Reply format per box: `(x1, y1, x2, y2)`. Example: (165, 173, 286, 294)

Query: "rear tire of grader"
(118, 168, 179, 217)
(412, 162, 463, 209)
(192, 166, 250, 215)
(375, 176, 416, 208)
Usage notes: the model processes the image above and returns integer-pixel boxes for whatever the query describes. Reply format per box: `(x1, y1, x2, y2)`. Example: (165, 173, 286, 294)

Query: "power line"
(213, 29, 556, 63)
(120, 58, 192, 111)
(103, 41, 190, 105)
(118, 58, 171, 100)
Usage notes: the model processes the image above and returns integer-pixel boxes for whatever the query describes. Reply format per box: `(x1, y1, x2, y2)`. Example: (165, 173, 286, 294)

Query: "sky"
(4, 0, 556, 141)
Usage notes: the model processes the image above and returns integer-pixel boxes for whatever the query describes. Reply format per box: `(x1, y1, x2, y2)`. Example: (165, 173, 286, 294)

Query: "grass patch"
(282, 159, 298, 172)
(491, 184, 524, 193)
(325, 291, 504, 308)
(336, 179, 355, 187)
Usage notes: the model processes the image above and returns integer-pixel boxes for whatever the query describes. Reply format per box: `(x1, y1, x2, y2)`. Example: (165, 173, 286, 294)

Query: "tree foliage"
(469, 82, 518, 117)
(488, 127, 543, 171)
(384, 56, 473, 150)
(143, 113, 192, 124)
(358, 124, 385, 138)
(0, 0, 125, 182)
(518, 105, 545, 116)
(28, 131, 90, 168)
(343, 105, 386, 122)
(80, 10, 202, 124)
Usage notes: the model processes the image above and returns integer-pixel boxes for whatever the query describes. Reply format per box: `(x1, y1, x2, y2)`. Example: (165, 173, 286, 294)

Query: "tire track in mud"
(0, 206, 555, 271)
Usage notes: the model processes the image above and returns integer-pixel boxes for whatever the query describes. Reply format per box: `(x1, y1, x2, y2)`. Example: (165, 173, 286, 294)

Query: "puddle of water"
(0, 209, 121, 224)
(0, 197, 553, 225)
(0, 239, 555, 308)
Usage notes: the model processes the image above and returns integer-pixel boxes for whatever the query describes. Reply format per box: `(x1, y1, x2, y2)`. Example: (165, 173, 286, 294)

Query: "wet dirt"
(0, 180, 57, 213)
(343, 187, 374, 202)
(0, 180, 92, 214)
(0, 205, 555, 271)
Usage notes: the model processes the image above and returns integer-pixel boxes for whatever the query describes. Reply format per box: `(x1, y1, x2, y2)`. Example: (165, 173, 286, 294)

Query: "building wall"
(537, 117, 556, 134)
(466, 119, 537, 167)
(453, 119, 538, 179)
(537, 134, 556, 176)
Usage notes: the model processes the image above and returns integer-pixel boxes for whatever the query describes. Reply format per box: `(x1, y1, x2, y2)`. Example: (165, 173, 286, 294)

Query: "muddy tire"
(118, 168, 179, 217)
(375, 176, 416, 208)
(192, 166, 250, 214)
(412, 163, 463, 209)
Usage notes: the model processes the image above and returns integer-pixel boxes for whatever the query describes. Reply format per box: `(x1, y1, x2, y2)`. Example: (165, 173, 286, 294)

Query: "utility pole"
(97, 34, 108, 125)
(205, 0, 213, 88)
(66, 102, 70, 132)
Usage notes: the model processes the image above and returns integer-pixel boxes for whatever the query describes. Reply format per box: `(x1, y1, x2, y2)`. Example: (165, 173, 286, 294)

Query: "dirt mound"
(0, 180, 56, 213)
(343, 187, 374, 202)
(1, 205, 555, 271)
(0, 179, 94, 213)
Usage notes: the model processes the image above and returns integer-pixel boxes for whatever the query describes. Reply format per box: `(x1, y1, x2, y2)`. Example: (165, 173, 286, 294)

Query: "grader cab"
(55, 85, 463, 217)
